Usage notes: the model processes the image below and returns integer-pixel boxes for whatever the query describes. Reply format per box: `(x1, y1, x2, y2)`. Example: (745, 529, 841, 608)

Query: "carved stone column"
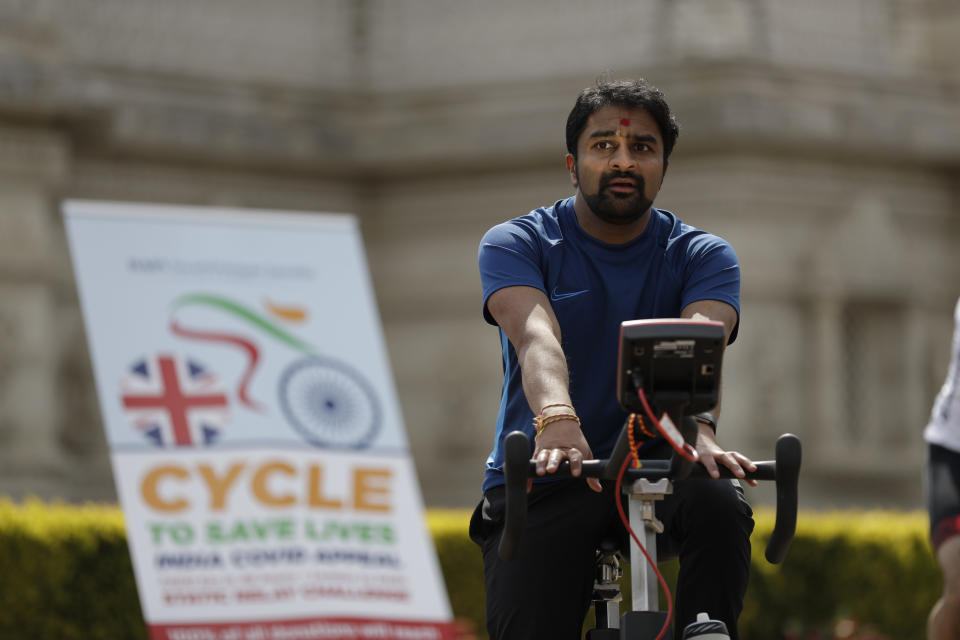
(0, 126, 79, 497)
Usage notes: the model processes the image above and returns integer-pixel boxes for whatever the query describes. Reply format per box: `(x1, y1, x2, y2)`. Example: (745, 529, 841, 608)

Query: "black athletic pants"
(469, 445, 754, 640)
(927, 443, 960, 551)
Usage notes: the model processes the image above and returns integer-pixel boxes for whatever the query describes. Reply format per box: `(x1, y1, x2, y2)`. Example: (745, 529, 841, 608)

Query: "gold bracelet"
(533, 412, 581, 440)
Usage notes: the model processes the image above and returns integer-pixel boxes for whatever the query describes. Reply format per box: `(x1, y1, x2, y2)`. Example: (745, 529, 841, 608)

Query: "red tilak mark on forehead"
(619, 118, 630, 127)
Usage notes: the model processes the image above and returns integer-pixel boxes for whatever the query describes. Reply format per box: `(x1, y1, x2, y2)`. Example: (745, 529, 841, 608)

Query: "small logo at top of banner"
(120, 354, 229, 447)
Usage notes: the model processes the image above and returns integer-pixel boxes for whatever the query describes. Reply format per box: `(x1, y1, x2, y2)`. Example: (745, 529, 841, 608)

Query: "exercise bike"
(496, 319, 802, 640)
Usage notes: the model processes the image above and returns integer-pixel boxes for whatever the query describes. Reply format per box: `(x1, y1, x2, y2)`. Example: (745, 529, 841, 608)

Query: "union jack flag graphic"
(120, 354, 229, 446)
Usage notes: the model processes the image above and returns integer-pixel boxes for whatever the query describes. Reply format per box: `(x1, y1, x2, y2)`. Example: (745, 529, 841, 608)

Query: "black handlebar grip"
(764, 433, 802, 564)
(498, 431, 532, 561)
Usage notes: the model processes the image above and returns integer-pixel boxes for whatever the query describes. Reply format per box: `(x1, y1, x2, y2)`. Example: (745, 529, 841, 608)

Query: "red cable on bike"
(636, 386, 698, 463)
(615, 413, 673, 640)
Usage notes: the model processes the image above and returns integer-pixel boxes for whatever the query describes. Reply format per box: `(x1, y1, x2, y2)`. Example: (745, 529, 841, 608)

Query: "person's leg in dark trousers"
(470, 479, 617, 640)
(656, 475, 755, 640)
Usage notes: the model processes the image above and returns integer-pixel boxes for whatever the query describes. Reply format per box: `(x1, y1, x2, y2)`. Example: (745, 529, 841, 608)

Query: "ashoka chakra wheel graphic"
(278, 357, 381, 448)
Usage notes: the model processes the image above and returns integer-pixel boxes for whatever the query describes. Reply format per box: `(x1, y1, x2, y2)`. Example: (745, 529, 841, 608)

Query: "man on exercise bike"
(469, 78, 757, 640)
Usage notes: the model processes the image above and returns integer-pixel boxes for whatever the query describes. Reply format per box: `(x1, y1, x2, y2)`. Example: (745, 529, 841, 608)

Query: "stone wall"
(0, 0, 958, 509)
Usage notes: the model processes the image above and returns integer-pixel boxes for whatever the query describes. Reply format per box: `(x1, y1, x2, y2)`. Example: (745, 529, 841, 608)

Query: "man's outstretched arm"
(486, 285, 602, 492)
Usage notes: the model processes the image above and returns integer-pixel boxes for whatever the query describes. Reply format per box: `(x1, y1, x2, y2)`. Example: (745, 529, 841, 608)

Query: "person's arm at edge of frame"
(681, 299, 758, 487)
(486, 284, 603, 493)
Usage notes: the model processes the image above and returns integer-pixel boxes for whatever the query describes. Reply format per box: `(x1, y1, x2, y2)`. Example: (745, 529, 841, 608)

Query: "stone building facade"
(0, 0, 958, 509)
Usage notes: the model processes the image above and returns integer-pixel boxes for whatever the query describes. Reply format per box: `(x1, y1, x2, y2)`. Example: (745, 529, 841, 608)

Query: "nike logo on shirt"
(550, 286, 590, 302)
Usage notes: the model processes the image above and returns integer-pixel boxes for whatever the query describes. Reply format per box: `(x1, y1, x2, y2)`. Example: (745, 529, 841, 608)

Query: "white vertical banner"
(63, 200, 455, 640)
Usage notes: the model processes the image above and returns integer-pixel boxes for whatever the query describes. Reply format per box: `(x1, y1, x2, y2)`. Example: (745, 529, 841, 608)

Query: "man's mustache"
(599, 171, 645, 192)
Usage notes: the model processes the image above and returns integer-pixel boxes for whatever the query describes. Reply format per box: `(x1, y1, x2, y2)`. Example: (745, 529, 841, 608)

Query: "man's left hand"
(694, 421, 758, 487)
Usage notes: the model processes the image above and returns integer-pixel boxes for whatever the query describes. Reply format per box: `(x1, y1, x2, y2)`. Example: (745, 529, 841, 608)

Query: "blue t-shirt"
(478, 196, 740, 491)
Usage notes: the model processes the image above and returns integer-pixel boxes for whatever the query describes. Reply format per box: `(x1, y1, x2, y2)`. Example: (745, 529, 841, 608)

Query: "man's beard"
(581, 170, 653, 226)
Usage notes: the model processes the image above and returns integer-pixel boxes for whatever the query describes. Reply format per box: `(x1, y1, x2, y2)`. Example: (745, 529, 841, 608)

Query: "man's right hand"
(531, 418, 603, 493)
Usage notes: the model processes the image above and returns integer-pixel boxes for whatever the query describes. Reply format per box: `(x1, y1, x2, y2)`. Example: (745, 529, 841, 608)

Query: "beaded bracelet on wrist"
(533, 412, 580, 440)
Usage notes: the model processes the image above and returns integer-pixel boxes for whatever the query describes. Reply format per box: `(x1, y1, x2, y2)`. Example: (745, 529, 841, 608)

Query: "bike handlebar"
(497, 431, 802, 564)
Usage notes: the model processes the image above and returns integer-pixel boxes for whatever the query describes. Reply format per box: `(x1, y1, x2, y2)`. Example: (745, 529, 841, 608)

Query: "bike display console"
(617, 319, 726, 415)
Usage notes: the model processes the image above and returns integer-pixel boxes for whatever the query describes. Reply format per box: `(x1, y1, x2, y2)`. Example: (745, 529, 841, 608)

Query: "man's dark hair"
(565, 79, 680, 161)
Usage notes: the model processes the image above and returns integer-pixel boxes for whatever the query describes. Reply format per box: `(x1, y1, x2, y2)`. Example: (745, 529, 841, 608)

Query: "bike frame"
(496, 319, 802, 639)
(497, 415, 801, 639)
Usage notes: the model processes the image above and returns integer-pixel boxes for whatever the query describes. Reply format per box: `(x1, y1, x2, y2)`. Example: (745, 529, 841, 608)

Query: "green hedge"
(0, 500, 939, 639)
(0, 499, 143, 639)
